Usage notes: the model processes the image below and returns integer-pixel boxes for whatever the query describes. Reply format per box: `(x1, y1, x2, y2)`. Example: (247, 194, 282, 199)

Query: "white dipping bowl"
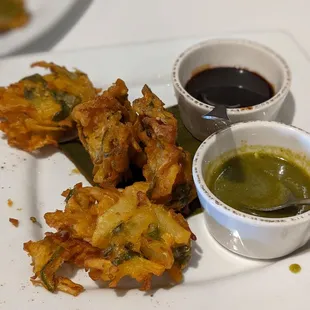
(193, 121, 310, 259)
(172, 39, 291, 141)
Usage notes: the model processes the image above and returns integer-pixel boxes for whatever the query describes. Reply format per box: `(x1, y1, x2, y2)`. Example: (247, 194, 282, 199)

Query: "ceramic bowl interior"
(173, 39, 291, 113)
(194, 121, 310, 223)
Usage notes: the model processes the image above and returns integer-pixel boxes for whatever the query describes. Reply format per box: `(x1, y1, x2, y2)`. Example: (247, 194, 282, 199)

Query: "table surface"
(49, 0, 310, 55)
(4, 0, 310, 58)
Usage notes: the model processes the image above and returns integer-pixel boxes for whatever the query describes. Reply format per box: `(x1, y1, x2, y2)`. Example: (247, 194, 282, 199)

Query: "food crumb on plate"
(70, 168, 80, 175)
(9, 218, 19, 227)
(7, 199, 13, 207)
(17, 208, 22, 211)
(289, 263, 301, 273)
(30, 216, 37, 223)
(30, 217, 42, 228)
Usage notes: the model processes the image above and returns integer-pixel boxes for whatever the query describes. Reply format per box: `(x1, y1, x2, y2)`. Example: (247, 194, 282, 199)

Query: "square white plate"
(0, 30, 310, 310)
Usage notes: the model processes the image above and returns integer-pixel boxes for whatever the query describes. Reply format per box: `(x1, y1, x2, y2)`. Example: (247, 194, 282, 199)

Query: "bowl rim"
(172, 38, 292, 115)
(192, 120, 310, 226)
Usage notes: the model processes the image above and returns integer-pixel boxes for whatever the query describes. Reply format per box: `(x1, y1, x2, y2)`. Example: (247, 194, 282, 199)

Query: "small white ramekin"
(172, 38, 292, 141)
(193, 121, 310, 259)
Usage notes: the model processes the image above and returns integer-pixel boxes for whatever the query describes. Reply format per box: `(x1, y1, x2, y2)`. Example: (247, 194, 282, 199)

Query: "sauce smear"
(289, 264, 301, 274)
(185, 67, 274, 108)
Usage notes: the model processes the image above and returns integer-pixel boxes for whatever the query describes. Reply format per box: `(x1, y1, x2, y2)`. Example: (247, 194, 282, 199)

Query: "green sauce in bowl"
(206, 148, 310, 218)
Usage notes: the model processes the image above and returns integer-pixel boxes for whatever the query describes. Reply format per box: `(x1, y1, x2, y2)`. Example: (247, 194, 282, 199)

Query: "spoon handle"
(257, 199, 310, 212)
(200, 94, 231, 121)
(206, 105, 229, 120)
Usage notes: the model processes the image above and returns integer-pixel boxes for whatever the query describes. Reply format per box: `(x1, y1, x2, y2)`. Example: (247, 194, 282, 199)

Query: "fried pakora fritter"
(71, 79, 142, 187)
(0, 61, 97, 151)
(0, 0, 30, 32)
(132, 85, 196, 210)
(24, 232, 100, 296)
(25, 181, 195, 295)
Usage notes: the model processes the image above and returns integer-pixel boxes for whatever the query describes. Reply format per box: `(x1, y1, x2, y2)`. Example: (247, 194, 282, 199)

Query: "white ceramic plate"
(0, 30, 310, 310)
(0, 0, 77, 57)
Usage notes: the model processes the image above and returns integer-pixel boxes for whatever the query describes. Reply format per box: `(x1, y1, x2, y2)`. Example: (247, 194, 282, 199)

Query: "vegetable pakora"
(0, 61, 97, 151)
(71, 79, 141, 187)
(25, 181, 195, 295)
(133, 85, 196, 210)
(71, 81, 196, 210)
(0, 0, 30, 32)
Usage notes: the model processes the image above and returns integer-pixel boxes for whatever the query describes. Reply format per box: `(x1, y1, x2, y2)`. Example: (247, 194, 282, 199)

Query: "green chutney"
(207, 151, 310, 218)
(289, 263, 301, 274)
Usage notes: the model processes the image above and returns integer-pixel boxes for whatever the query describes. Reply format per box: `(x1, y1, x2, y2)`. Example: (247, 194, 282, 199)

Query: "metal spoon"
(201, 95, 232, 135)
(244, 198, 310, 213)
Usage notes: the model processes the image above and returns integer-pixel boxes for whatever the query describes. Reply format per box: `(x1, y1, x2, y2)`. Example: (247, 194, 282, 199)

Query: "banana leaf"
(59, 105, 203, 217)
(167, 106, 201, 159)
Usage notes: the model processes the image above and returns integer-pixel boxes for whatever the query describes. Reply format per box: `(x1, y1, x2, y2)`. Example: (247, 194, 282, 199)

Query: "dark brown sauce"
(185, 67, 275, 108)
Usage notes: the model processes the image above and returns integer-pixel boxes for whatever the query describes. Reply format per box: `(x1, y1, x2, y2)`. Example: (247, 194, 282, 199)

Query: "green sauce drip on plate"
(289, 263, 301, 274)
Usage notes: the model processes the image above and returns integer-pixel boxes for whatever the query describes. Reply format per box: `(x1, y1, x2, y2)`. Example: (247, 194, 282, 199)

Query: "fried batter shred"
(25, 182, 195, 296)
(24, 232, 100, 296)
(0, 61, 97, 151)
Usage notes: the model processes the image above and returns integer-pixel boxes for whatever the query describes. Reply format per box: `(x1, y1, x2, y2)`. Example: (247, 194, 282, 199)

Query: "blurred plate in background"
(0, 0, 79, 57)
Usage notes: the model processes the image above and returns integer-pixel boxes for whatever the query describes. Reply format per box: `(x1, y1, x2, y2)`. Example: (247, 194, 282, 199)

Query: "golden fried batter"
(142, 140, 196, 209)
(133, 85, 177, 144)
(25, 182, 195, 295)
(71, 79, 141, 187)
(133, 85, 196, 209)
(45, 183, 121, 241)
(101, 78, 137, 123)
(24, 232, 100, 296)
(0, 61, 97, 151)
(0, 0, 30, 32)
